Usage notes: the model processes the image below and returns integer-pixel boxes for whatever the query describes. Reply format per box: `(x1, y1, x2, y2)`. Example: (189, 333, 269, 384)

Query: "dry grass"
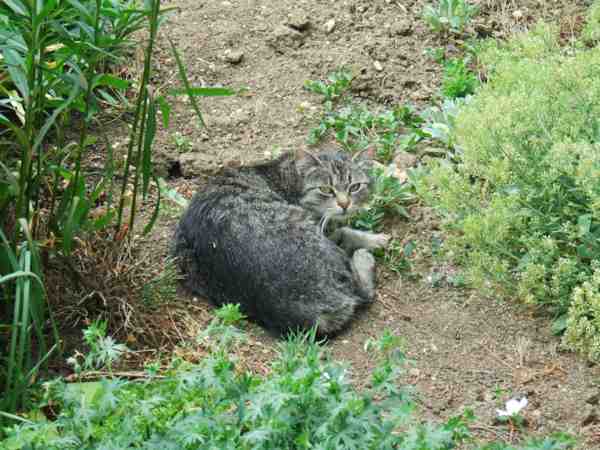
(45, 230, 199, 350)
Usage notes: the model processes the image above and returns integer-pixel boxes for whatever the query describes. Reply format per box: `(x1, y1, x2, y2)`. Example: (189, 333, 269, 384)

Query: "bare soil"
(114, 0, 600, 447)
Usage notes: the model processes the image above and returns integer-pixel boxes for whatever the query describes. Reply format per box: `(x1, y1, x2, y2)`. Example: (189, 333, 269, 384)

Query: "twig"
(65, 370, 166, 382)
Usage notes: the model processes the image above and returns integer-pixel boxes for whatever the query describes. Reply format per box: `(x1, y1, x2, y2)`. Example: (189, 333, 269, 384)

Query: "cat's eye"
(348, 183, 363, 193)
(319, 186, 334, 195)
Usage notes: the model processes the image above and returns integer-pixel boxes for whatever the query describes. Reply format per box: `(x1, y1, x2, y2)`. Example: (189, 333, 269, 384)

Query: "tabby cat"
(172, 149, 389, 335)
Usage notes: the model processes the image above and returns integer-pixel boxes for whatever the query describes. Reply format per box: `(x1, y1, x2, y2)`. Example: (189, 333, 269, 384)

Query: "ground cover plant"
(417, 12, 600, 360)
(1, 307, 577, 449)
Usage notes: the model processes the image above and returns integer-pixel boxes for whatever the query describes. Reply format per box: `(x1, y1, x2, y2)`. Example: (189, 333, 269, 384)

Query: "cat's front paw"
(374, 233, 391, 249)
(367, 233, 391, 250)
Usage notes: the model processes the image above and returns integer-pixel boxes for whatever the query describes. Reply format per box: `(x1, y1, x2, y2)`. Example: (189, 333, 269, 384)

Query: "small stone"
(373, 60, 383, 72)
(582, 407, 599, 427)
(285, 11, 311, 31)
(587, 392, 600, 405)
(324, 19, 336, 34)
(267, 24, 305, 53)
(222, 48, 244, 64)
(390, 19, 412, 36)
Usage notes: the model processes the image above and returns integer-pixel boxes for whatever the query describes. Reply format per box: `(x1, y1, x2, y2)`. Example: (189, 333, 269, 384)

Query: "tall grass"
(0, 0, 233, 417)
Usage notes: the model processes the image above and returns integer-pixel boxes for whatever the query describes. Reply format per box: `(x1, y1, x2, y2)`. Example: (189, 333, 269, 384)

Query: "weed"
(352, 167, 414, 232)
(421, 96, 470, 150)
(441, 57, 478, 98)
(306, 70, 425, 163)
(142, 259, 179, 307)
(423, 0, 479, 34)
(380, 239, 416, 274)
(424, 46, 447, 63)
(304, 68, 353, 110)
(172, 131, 193, 152)
(69, 320, 128, 373)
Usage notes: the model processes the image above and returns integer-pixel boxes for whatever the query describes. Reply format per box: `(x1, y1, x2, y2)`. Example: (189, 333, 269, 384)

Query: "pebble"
(222, 49, 244, 64)
(390, 19, 413, 36)
(267, 24, 305, 52)
(285, 11, 311, 31)
(324, 19, 336, 34)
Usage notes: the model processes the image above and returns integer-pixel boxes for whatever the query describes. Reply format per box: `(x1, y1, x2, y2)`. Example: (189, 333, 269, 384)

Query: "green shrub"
(0, 309, 576, 449)
(582, 0, 600, 45)
(418, 22, 600, 341)
(563, 268, 600, 361)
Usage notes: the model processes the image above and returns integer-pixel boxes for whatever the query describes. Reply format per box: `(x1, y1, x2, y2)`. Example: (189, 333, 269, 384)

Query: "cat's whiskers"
(319, 214, 331, 234)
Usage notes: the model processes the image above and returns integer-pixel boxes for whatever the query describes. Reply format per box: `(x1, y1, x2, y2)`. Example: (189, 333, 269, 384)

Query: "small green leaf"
(551, 315, 569, 336)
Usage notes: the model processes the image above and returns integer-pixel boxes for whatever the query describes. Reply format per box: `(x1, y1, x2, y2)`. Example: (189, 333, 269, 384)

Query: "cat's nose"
(336, 192, 350, 211)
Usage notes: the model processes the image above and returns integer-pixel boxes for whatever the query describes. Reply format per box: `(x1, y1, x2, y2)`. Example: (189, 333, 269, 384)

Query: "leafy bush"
(418, 21, 600, 354)
(1, 308, 576, 449)
(422, 0, 479, 34)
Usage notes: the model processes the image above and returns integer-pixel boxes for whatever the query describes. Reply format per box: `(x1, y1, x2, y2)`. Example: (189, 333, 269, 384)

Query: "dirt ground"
(117, 0, 600, 447)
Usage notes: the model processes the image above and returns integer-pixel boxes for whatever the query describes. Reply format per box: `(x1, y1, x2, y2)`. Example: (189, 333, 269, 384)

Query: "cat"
(172, 148, 390, 335)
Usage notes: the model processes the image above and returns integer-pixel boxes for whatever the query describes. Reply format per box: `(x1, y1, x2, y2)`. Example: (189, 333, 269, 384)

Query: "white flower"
(496, 397, 528, 417)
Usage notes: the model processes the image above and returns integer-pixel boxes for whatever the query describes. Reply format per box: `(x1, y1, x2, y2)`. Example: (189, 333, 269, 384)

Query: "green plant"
(441, 57, 478, 99)
(421, 96, 471, 151)
(142, 259, 179, 307)
(582, 0, 600, 45)
(563, 268, 600, 361)
(380, 239, 416, 274)
(0, 306, 576, 449)
(68, 320, 128, 373)
(304, 68, 352, 110)
(422, 0, 479, 34)
(0, 0, 234, 418)
(306, 70, 425, 163)
(172, 131, 193, 152)
(352, 168, 413, 232)
(419, 21, 600, 357)
(1, 224, 59, 415)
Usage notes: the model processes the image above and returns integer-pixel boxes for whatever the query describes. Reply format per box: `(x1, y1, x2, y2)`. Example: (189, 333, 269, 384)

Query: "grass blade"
(167, 36, 206, 128)
(142, 94, 156, 199)
(32, 73, 81, 152)
(143, 174, 161, 235)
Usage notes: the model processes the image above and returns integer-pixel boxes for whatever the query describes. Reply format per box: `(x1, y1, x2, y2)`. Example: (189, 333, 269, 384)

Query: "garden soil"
(115, 0, 600, 447)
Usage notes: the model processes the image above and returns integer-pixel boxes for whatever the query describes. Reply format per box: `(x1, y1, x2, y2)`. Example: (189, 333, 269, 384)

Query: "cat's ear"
(352, 147, 375, 162)
(295, 149, 322, 169)
(353, 147, 375, 172)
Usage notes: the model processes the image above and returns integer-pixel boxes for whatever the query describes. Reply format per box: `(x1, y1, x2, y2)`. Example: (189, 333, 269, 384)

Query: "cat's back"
(173, 162, 360, 332)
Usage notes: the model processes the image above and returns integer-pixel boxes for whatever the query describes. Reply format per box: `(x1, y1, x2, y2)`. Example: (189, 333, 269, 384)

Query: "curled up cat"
(172, 148, 390, 335)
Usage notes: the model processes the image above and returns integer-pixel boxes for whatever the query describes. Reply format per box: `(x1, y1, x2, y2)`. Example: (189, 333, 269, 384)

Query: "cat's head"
(296, 149, 373, 225)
